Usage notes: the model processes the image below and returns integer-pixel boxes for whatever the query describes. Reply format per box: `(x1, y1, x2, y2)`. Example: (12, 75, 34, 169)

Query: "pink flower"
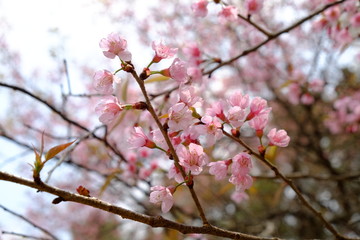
(218, 6, 238, 24)
(248, 112, 269, 131)
(198, 115, 223, 146)
(206, 101, 227, 122)
(95, 96, 123, 124)
(177, 143, 208, 175)
(162, 58, 188, 83)
(309, 79, 324, 93)
(227, 106, 246, 128)
(128, 126, 156, 149)
(351, 13, 360, 28)
(187, 66, 203, 83)
(149, 186, 175, 213)
(168, 164, 184, 183)
(300, 93, 314, 105)
(93, 69, 119, 94)
(246, 97, 271, 121)
(191, 0, 208, 18)
(229, 174, 253, 191)
(152, 41, 178, 63)
(99, 33, 132, 61)
(208, 160, 229, 180)
(228, 91, 250, 109)
(231, 191, 249, 204)
(245, 0, 263, 15)
(179, 85, 203, 108)
(231, 152, 252, 176)
(168, 102, 195, 132)
(324, 6, 340, 23)
(267, 128, 290, 147)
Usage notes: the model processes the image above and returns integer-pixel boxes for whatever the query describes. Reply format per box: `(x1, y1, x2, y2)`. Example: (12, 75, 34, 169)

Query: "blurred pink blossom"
(245, 0, 263, 15)
(218, 6, 238, 24)
(231, 190, 249, 204)
(191, 0, 208, 18)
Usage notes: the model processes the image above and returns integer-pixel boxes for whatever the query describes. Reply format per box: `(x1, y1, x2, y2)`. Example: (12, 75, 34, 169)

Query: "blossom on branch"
(161, 58, 188, 83)
(93, 69, 119, 94)
(95, 96, 123, 124)
(100, 33, 132, 61)
(149, 186, 175, 213)
(267, 128, 290, 147)
(151, 40, 178, 63)
(218, 6, 238, 24)
(128, 126, 156, 149)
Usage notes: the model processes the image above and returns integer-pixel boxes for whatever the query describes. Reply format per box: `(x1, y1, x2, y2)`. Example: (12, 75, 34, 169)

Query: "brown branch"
(205, 0, 348, 76)
(0, 204, 59, 240)
(222, 130, 357, 240)
(0, 171, 282, 240)
(252, 172, 360, 181)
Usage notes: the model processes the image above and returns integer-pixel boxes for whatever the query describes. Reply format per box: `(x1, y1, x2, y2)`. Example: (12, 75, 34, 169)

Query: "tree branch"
(0, 171, 282, 240)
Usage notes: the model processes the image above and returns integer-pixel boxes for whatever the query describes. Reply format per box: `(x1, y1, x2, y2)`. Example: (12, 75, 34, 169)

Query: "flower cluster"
(312, 0, 360, 48)
(94, 33, 291, 213)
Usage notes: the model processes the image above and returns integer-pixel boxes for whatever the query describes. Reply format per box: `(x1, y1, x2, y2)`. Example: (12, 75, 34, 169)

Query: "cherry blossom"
(229, 173, 253, 191)
(245, 0, 263, 15)
(128, 126, 156, 149)
(248, 113, 269, 134)
(206, 101, 227, 122)
(228, 91, 250, 109)
(161, 58, 188, 83)
(218, 6, 238, 24)
(167, 102, 195, 132)
(231, 190, 249, 204)
(93, 69, 119, 94)
(227, 106, 246, 128)
(267, 128, 290, 147)
(208, 160, 229, 180)
(177, 143, 208, 175)
(95, 96, 123, 124)
(231, 152, 252, 176)
(168, 164, 184, 183)
(198, 115, 223, 146)
(149, 186, 175, 213)
(151, 40, 178, 63)
(191, 0, 208, 18)
(178, 85, 203, 108)
(99, 33, 132, 61)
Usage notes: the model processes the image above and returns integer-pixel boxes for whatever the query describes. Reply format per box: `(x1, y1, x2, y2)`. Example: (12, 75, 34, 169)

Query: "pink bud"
(267, 128, 290, 147)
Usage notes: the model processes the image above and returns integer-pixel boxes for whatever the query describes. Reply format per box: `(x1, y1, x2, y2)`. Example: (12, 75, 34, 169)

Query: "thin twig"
(0, 82, 127, 162)
(205, 0, 348, 76)
(0, 205, 59, 240)
(1, 231, 53, 240)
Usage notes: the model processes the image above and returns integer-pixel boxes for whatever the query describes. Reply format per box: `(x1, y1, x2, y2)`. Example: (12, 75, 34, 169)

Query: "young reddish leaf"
(45, 140, 76, 162)
(76, 185, 90, 197)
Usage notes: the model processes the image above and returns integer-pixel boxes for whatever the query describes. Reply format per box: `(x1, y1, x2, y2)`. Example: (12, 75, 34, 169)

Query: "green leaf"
(45, 140, 76, 161)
